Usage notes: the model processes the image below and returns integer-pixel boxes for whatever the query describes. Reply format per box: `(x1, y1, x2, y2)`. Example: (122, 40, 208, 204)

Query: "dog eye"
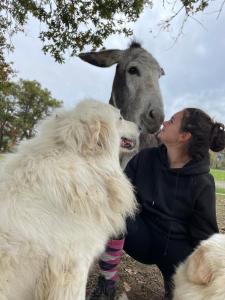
(119, 116, 123, 121)
(128, 66, 140, 76)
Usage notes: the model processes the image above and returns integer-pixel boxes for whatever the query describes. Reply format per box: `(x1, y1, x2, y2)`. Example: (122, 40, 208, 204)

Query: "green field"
(210, 169, 225, 195)
(216, 187, 225, 195)
(210, 169, 225, 181)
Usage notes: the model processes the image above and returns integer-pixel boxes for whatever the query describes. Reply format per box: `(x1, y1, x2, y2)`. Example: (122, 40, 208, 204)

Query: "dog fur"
(0, 100, 139, 300)
(173, 233, 225, 300)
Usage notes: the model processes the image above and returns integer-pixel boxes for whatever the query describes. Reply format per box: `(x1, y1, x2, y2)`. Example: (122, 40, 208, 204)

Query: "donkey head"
(79, 42, 165, 134)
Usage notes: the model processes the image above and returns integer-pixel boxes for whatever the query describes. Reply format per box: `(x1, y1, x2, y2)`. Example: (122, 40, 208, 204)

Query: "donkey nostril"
(149, 109, 155, 119)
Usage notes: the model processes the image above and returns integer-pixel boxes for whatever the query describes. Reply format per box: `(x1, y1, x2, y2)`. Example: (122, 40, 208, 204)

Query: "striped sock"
(99, 238, 125, 287)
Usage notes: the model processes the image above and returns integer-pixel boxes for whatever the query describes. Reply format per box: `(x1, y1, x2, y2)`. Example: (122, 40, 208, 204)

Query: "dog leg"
(35, 255, 90, 300)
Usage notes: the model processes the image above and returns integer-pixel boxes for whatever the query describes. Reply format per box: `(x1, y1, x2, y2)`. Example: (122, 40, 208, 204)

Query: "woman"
(88, 108, 225, 300)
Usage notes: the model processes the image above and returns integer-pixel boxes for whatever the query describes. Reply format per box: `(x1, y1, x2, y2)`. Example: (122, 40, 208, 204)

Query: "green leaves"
(0, 0, 151, 63)
(0, 79, 62, 151)
(0, 1, 218, 64)
(181, 0, 209, 14)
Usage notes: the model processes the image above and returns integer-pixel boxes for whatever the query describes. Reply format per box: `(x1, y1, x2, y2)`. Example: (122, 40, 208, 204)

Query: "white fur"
(173, 233, 225, 300)
(0, 99, 138, 300)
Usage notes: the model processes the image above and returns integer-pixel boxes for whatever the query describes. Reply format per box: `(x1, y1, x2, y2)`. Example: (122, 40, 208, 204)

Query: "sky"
(7, 1, 225, 124)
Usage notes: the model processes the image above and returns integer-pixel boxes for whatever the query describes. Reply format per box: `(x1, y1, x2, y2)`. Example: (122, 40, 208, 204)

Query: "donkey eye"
(128, 66, 140, 76)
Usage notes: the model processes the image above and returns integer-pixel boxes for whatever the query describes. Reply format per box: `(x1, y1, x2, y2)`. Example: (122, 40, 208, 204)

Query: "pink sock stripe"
(106, 249, 123, 257)
(107, 239, 125, 249)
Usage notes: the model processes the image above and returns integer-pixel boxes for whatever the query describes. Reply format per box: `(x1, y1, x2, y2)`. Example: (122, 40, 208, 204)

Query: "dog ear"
(96, 120, 111, 152)
(186, 246, 213, 285)
(54, 111, 112, 155)
(81, 120, 111, 155)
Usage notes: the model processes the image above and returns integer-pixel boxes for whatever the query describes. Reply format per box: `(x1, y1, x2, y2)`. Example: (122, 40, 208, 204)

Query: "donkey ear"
(78, 49, 124, 67)
(186, 246, 213, 285)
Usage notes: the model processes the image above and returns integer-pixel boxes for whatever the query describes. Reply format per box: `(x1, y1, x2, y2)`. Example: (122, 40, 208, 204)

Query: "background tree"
(0, 84, 18, 151)
(0, 1, 224, 64)
(0, 79, 62, 152)
(0, 35, 14, 91)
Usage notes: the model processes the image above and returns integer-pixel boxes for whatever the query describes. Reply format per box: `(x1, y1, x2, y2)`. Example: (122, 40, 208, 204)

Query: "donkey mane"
(129, 41, 142, 49)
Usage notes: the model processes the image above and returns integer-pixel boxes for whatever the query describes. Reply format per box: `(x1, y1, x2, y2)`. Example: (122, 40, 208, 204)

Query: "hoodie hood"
(159, 144, 210, 176)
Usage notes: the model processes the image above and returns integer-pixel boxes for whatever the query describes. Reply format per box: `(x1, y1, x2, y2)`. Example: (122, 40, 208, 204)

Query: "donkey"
(79, 42, 165, 168)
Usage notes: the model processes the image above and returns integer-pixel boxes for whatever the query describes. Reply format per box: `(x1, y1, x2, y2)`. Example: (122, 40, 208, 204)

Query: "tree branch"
(217, 0, 225, 19)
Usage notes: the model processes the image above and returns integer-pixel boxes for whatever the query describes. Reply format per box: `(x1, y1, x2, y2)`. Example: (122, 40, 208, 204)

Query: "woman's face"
(158, 110, 187, 145)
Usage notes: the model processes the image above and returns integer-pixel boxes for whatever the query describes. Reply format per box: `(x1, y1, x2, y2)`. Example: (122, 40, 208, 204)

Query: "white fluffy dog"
(0, 100, 139, 300)
(173, 233, 225, 300)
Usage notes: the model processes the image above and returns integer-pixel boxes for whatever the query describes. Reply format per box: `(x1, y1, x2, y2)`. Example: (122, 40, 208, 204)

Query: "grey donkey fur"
(79, 42, 164, 168)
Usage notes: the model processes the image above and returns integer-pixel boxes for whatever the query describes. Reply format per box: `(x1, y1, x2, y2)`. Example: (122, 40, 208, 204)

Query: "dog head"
(173, 233, 225, 300)
(52, 99, 139, 158)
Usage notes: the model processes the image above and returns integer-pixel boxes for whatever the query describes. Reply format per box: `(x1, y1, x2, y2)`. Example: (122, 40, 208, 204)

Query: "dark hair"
(181, 108, 225, 160)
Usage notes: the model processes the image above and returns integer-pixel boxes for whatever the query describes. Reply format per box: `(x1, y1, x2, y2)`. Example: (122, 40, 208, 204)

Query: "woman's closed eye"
(168, 116, 174, 124)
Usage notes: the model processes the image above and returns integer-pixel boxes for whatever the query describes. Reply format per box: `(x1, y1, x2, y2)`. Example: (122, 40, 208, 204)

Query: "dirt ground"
(87, 193, 225, 300)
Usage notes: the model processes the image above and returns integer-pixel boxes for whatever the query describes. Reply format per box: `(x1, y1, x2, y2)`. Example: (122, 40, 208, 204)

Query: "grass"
(210, 168, 225, 181)
(211, 169, 225, 195)
(216, 187, 225, 195)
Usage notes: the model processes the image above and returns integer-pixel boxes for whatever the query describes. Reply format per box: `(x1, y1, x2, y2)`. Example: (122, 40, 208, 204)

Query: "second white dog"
(0, 100, 139, 300)
(173, 233, 225, 300)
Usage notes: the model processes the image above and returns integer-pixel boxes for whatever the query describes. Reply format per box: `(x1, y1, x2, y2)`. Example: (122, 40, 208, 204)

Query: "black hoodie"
(125, 144, 219, 247)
